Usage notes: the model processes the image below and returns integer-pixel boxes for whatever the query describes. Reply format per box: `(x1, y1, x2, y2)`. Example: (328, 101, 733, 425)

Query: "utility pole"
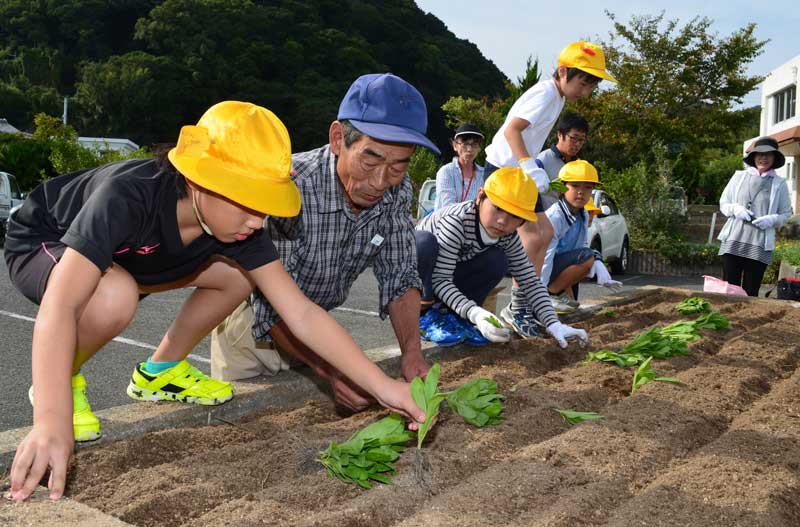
(62, 96, 68, 125)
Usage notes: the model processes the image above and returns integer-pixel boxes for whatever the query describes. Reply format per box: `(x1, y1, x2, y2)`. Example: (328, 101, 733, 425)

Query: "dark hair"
(552, 67, 601, 85)
(339, 119, 365, 148)
(557, 112, 589, 136)
(154, 143, 188, 199)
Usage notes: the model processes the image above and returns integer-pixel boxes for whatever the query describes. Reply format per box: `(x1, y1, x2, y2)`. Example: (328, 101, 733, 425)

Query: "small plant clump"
(675, 297, 711, 315)
(549, 179, 568, 194)
(320, 364, 505, 488)
(317, 414, 414, 489)
(631, 356, 681, 394)
(555, 409, 604, 425)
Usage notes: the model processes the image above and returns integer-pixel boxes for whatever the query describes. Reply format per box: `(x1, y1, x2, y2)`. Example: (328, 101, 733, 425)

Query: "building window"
(772, 86, 796, 124)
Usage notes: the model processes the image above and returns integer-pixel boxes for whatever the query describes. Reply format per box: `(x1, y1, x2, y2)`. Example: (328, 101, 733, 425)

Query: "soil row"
(61, 291, 800, 527)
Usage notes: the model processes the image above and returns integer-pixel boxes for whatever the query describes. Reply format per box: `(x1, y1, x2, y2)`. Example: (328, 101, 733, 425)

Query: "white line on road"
(0, 309, 210, 364)
(333, 306, 380, 317)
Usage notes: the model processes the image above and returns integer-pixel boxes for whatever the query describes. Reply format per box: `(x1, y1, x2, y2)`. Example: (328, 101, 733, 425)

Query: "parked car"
(588, 189, 629, 274)
(416, 178, 437, 220)
(0, 171, 25, 245)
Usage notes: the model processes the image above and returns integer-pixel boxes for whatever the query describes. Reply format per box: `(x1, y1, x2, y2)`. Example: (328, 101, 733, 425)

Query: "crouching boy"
(541, 160, 622, 313)
(415, 167, 587, 348)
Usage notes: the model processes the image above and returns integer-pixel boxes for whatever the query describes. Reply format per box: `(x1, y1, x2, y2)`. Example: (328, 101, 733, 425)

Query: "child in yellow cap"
(483, 41, 617, 333)
(5, 101, 425, 502)
(541, 160, 622, 314)
(415, 167, 588, 347)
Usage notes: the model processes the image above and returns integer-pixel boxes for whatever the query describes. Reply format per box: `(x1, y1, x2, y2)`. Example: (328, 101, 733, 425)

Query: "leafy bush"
(695, 151, 743, 204)
(764, 240, 800, 284)
(658, 242, 720, 266)
(599, 145, 687, 250)
(0, 133, 55, 189)
(407, 148, 440, 215)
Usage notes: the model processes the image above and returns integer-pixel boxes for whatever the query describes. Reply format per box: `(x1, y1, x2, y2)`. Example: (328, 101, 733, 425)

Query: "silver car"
(588, 189, 630, 274)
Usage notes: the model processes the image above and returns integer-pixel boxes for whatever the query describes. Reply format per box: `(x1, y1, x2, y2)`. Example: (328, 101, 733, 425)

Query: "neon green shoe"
(28, 373, 102, 442)
(126, 360, 234, 406)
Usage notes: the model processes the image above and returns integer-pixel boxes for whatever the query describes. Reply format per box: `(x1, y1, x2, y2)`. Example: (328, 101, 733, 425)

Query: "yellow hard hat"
(483, 167, 538, 222)
(558, 41, 617, 83)
(168, 101, 301, 217)
(558, 160, 600, 185)
(585, 196, 601, 216)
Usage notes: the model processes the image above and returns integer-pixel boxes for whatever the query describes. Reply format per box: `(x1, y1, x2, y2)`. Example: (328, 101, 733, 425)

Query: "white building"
(743, 54, 799, 212)
(77, 136, 140, 155)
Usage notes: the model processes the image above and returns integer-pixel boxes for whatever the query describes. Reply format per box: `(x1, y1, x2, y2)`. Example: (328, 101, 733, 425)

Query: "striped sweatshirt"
(416, 200, 559, 327)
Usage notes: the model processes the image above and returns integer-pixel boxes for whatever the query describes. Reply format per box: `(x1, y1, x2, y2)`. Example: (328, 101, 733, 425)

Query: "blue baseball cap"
(337, 73, 441, 155)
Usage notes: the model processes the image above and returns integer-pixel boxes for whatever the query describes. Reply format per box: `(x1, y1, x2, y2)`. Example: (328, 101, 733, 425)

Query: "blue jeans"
(416, 230, 508, 306)
(549, 247, 596, 299)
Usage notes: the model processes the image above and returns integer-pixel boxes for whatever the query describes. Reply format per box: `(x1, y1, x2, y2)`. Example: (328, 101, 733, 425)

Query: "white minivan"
(0, 171, 25, 245)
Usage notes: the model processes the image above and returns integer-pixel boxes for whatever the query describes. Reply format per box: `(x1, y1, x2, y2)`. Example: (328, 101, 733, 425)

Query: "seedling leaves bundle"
(318, 413, 414, 489)
(549, 179, 568, 194)
(631, 357, 681, 394)
(484, 315, 503, 328)
(555, 409, 604, 425)
(676, 297, 711, 315)
(446, 378, 505, 427)
(411, 363, 447, 448)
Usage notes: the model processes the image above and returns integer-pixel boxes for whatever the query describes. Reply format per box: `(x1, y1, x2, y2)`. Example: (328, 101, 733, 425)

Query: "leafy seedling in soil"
(630, 357, 681, 394)
(484, 315, 503, 328)
(446, 378, 505, 427)
(549, 179, 568, 194)
(411, 363, 447, 448)
(555, 409, 604, 425)
(317, 413, 414, 489)
(659, 320, 701, 343)
(693, 311, 730, 330)
(676, 297, 711, 315)
(583, 349, 644, 367)
(600, 309, 620, 319)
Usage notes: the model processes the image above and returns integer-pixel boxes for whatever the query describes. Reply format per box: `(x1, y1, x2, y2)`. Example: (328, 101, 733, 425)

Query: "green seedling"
(318, 413, 414, 489)
(600, 309, 620, 319)
(583, 349, 645, 367)
(630, 357, 681, 394)
(484, 315, 503, 328)
(659, 320, 701, 343)
(555, 409, 604, 425)
(693, 311, 730, 330)
(446, 378, 504, 427)
(411, 363, 447, 448)
(549, 179, 568, 194)
(675, 297, 711, 315)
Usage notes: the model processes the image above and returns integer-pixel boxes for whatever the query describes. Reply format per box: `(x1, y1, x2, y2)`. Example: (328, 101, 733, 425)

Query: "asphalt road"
(0, 247, 708, 432)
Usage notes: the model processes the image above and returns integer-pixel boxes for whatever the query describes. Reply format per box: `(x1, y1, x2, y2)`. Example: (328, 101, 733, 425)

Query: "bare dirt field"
(7, 289, 800, 526)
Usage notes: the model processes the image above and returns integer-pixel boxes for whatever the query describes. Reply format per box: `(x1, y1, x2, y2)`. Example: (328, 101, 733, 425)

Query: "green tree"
(572, 12, 766, 194)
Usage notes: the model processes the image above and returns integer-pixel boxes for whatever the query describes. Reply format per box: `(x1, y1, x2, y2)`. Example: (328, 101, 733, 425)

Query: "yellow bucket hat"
(558, 160, 600, 184)
(168, 101, 300, 217)
(558, 41, 617, 83)
(483, 167, 538, 223)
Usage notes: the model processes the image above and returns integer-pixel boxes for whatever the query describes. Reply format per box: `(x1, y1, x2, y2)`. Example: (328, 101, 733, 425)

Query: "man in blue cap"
(211, 73, 440, 413)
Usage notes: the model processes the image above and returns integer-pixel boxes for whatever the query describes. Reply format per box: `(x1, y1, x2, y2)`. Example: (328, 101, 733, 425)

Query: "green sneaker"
(126, 359, 234, 405)
(28, 372, 101, 442)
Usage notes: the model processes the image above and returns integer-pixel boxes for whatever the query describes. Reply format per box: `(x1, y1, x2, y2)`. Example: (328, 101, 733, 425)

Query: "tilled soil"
(36, 291, 800, 526)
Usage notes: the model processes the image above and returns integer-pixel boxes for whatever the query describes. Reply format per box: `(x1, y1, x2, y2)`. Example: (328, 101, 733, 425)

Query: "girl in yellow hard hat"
(416, 166, 588, 347)
(541, 160, 622, 314)
(5, 101, 424, 502)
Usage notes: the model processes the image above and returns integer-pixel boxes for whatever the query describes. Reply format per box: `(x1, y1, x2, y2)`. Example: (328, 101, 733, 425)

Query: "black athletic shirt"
(5, 158, 279, 284)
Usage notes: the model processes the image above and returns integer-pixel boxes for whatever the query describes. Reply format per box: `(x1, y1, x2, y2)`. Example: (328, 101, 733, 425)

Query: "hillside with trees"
(0, 0, 508, 151)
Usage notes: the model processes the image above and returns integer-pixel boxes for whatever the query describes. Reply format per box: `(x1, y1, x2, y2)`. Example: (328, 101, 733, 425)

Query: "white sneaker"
(550, 294, 577, 314)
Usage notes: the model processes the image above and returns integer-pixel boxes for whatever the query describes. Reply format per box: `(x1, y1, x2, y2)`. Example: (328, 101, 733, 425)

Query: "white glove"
(467, 306, 511, 343)
(732, 205, 754, 222)
(519, 158, 550, 194)
(590, 261, 623, 292)
(546, 322, 588, 349)
(751, 214, 778, 230)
